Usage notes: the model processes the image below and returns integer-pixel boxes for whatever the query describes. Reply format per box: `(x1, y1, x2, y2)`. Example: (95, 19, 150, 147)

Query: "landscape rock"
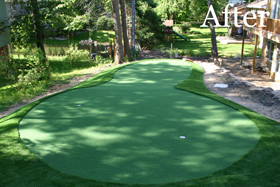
(272, 90, 280, 98)
(264, 87, 274, 93)
(214, 84, 228, 88)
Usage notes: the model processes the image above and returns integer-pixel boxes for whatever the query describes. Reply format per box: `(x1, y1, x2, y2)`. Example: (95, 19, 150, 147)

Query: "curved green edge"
(1, 59, 280, 186)
(0, 61, 138, 124)
(173, 62, 280, 186)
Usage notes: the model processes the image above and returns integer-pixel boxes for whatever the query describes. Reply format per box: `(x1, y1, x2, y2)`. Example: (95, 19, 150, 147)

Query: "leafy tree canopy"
(155, 0, 228, 22)
(136, 1, 163, 49)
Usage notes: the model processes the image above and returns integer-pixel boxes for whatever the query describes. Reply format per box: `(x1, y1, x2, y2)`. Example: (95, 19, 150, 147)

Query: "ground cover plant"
(1, 60, 280, 186)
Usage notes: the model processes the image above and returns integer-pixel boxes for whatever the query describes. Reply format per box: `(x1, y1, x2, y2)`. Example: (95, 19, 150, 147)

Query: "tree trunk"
(208, 0, 218, 59)
(131, 0, 136, 56)
(111, 0, 124, 64)
(119, 0, 130, 61)
(30, 0, 46, 61)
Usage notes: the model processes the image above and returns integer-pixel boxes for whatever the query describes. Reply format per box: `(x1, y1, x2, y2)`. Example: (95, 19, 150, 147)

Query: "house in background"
(5, 0, 26, 21)
(229, 0, 246, 4)
(0, 0, 11, 58)
(228, 2, 248, 38)
(227, 0, 267, 38)
(242, 0, 280, 81)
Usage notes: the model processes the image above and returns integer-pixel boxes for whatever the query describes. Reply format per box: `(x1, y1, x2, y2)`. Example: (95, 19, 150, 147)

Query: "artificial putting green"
(18, 59, 260, 184)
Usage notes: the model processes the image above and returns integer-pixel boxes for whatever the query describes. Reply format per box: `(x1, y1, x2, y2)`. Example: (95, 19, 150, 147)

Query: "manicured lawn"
(157, 24, 261, 57)
(1, 60, 280, 186)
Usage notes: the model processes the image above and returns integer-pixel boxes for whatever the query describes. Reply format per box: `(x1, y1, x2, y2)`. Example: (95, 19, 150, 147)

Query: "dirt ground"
(193, 58, 280, 122)
(1, 51, 280, 122)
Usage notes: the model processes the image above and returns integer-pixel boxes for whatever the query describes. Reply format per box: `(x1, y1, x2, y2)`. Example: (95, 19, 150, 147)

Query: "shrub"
(96, 55, 112, 64)
(185, 50, 194, 56)
(96, 16, 114, 30)
(17, 48, 49, 88)
(0, 55, 16, 84)
(136, 8, 163, 49)
(174, 22, 192, 34)
(173, 26, 182, 34)
(181, 22, 192, 33)
(66, 45, 94, 68)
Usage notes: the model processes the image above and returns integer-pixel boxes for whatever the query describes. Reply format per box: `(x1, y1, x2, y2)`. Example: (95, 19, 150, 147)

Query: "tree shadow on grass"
(18, 60, 259, 184)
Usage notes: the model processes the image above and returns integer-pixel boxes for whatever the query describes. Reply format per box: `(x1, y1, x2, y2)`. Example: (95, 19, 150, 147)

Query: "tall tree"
(131, 0, 136, 56)
(136, 3, 163, 49)
(29, 0, 46, 60)
(9, 0, 48, 60)
(119, 0, 130, 61)
(208, 0, 218, 59)
(49, 0, 92, 39)
(155, 0, 188, 21)
(111, 0, 124, 63)
(155, 0, 227, 22)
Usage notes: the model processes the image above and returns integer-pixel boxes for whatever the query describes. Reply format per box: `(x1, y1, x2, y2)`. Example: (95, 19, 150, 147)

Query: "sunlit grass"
(0, 56, 113, 112)
(157, 24, 261, 57)
(51, 64, 111, 84)
(158, 38, 261, 57)
(92, 30, 115, 43)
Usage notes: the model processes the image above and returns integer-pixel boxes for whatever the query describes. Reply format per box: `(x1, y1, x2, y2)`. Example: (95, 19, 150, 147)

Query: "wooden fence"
(12, 43, 113, 58)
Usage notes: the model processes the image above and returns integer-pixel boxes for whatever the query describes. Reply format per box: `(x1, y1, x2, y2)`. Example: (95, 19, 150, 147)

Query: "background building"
(243, 0, 280, 81)
(0, 0, 11, 58)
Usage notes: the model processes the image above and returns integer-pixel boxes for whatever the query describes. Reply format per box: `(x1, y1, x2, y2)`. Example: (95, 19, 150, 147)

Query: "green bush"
(173, 26, 182, 34)
(174, 22, 192, 34)
(0, 55, 15, 84)
(66, 45, 94, 68)
(96, 16, 114, 30)
(96, 55, 112, 64)
(17, 49, 49, 86)
(136, 8, 164, 49)
(181, 22, 191, 33)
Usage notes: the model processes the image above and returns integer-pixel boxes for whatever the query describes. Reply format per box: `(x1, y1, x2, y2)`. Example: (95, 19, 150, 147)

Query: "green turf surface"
(18, 59, 259, 184)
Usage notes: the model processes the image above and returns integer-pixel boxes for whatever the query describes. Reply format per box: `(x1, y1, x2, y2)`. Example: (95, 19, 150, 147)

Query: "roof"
(229, 3, 248, 11)
(228, 0, 267, 13)
(163, 20, 173, 27)
(246, 0, 267, 9)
